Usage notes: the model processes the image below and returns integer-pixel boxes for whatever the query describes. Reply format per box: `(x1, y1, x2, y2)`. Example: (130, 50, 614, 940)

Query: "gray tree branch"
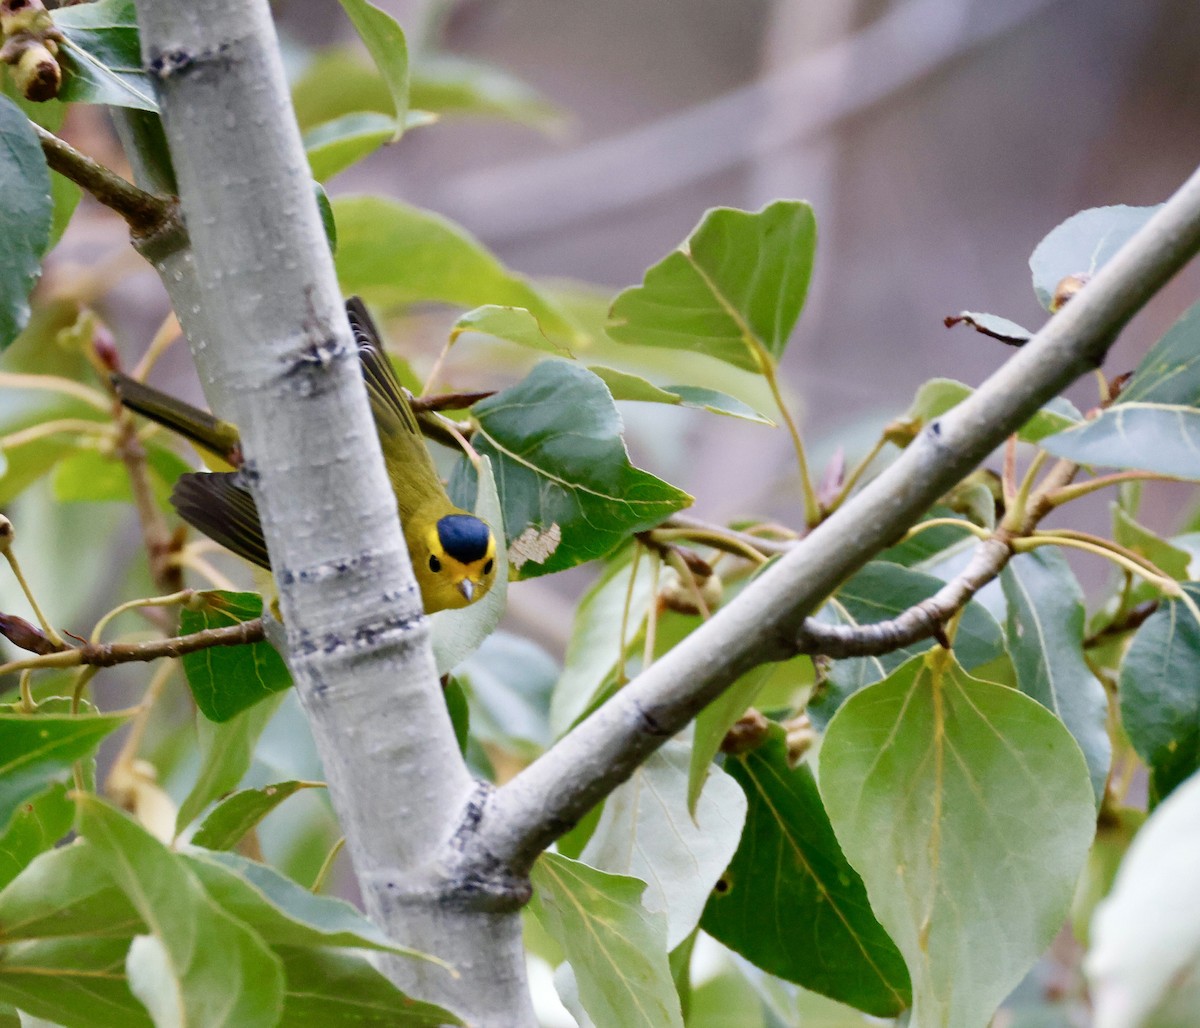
(479, 164, 1200, 874)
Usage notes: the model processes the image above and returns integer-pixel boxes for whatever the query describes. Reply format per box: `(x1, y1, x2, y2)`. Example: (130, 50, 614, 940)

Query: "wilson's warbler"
(114, 297, 497, 612)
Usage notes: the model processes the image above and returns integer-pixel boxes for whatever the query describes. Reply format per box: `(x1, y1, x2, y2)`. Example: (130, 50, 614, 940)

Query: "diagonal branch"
(478, 160, 1200, 875)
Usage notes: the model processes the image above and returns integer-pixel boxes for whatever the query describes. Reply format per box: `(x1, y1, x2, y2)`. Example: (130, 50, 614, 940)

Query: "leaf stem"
(648, 526, 767, 565)
(0, 370, 111, 411)
(1014, 532, 1181, 597)
(312, 836, 347, 894)
(899, 516, 992, 543)
(826, 434, 889, 513)
(1, 546, 64, 649)
(1046, 470, 1184, 507)
(615, 543, 643, 687)
(90, 589, 197, 644)
(0, 417, 113, 450)
(756, 352, 820, 526)
(642, 553, 661, 672)
(130, 311, 183, 381)
(1005, 449, 1050, 530)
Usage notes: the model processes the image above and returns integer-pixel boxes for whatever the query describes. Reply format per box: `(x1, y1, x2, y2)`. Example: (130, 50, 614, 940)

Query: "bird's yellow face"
(413, 512, 498, 612)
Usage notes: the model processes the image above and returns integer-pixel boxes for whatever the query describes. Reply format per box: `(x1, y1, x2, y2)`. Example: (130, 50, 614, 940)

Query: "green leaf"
(175, 692, 286, 834)
(689, 665, 773, 813)
(579, 737, 746, 949)
(549, 545, 656, 736)
(292, 50, 392, 131)
(443, 676, 470, 754)
(190, 781, 312, 852)
(183, 849, 440, 963)
(608, 201, 817, 372)
(431, 455, 507, 676)
(819, 652, 1096, 1028)
(453, 631, 556, 756)
(333, 196, 574, 338)
(0, 712, 128, 832)
(178, 591, 292, 723)
(410, 54, 564, 131)
(1087, 769, 1200, 1028)
(0, 937, 152, 1028)
(304, 113, 395, 183)
(701, 726, 910, 1017)
(944, 311, 1033, 346)
(48, 171, 81, 250)
(530, 851, 684, 1028)
(1000, 549, 1111, 804)
(588, 366, 773, 424)
(1120, 299, 1200, 406)
(0, 842, 140, 942)
(275, 945, 463, 1026)
(1029, 205, 1160, 310)
(337, 0, 409, 125)
(450, 361, 691, 580)
(1040, 402, 1200, 480)
(903, 378, 1080, 444)
(0, 782, 72, 890)
(450, 304, 572, 355)
(51, 0, 157, 112)
(1119, 583, 1200, 802)
(0, 96, 52, 351)
(50, 443, 190, 510)
(77, 795, 284, 1028)
(1112, 504, 1191, 589)
(315, 181, 337, 255)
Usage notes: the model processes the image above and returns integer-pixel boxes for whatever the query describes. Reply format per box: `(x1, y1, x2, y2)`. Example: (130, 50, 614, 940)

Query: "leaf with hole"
(450, 361, 691, 580)
(580, 737, 746, 949)
(701, 726, 910, 1016)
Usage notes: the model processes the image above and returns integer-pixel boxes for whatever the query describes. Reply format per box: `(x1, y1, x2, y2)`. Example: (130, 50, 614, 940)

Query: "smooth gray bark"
(130, 1, 532, 1022)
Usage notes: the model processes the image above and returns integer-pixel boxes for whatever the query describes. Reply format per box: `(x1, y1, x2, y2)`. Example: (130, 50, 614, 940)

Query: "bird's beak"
(457, 579, 475, 602)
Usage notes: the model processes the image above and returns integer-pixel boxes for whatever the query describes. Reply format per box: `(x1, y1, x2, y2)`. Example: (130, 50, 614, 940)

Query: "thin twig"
(0, 617, 265, 677)
(31, 122, 179, 237)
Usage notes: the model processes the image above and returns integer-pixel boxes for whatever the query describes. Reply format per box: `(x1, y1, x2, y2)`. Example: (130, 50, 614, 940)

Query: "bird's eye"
(483, 558, 494, 575)
(428, 554, 442, 573)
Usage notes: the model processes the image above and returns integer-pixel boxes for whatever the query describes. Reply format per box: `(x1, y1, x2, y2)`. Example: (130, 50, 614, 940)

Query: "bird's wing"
(345, 297, 447, 522)
(346, 296, 422, 437)
(171, 472, 271, 570)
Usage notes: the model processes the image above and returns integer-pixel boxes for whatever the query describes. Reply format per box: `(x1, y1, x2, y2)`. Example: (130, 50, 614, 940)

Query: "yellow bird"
(114, 297, 497, 613)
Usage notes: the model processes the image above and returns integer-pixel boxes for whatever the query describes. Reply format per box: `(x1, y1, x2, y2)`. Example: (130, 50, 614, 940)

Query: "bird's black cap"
(436, 514, 491, 563)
